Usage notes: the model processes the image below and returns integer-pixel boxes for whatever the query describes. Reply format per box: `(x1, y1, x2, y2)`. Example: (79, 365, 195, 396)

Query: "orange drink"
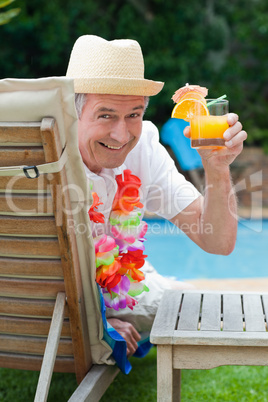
(191, 115, 229, 148)
(190, 98, 229, 149)
(171, 86, 230, 149)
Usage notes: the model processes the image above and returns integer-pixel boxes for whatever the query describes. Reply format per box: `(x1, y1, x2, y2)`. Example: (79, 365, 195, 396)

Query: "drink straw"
(206, 94, 227, 107)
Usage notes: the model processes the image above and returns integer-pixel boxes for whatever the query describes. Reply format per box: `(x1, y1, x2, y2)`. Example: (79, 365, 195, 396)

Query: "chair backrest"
(0, 78, 117, 387)
(0, 117, 91, 383)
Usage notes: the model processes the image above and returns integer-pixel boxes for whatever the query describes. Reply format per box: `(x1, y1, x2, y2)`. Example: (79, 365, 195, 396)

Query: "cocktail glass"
(190, 99, 229, 149)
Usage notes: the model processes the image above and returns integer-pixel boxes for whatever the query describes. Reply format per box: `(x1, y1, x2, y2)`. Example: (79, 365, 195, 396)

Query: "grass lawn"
(1, 347, 268, 401)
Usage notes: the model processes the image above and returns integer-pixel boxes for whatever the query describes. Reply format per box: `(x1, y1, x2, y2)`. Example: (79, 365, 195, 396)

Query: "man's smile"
(99, 142, 125, 150)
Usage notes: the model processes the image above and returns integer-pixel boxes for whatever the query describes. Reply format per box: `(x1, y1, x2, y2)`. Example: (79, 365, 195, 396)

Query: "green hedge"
(1, 0, 268, 150)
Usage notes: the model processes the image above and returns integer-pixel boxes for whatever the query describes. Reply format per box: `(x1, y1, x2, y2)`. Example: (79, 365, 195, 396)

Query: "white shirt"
(84, 120, 200, 236)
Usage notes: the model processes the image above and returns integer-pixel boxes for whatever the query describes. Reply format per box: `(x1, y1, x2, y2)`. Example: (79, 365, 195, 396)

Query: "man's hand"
(184, 113, 247, 169)
(107, 318, 141, 356)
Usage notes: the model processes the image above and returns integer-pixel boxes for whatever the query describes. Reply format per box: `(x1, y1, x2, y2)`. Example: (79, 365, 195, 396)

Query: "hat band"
(72, 77, 164, 96)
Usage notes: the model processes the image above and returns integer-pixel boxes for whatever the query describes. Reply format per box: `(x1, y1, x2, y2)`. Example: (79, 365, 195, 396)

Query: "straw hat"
(66, 35, 164, 96)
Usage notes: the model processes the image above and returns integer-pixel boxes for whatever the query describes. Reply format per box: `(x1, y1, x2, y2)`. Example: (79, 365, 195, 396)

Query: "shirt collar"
(83, 163, 127, 181)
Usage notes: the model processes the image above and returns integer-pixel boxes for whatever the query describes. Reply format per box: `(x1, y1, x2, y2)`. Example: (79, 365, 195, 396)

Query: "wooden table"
(150, 290, 268, 402)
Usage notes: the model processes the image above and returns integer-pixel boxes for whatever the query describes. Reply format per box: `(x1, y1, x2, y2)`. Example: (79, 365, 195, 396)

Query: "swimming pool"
(144, 218, 268, 280)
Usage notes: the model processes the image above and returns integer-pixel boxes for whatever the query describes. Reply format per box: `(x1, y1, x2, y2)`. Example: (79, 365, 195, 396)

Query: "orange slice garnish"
(171, 98, 209, 122)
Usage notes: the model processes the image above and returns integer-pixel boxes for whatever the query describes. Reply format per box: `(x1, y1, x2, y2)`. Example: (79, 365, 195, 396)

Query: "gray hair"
(75, 93, 88, 118)
(75, 93, 150, 119)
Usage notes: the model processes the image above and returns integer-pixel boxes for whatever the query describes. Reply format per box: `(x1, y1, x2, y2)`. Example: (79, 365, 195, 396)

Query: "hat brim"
(72, 77, 164, 96)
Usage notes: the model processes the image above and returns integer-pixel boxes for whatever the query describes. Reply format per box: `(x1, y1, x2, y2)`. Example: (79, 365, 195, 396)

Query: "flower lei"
(88, 169, 149, 311)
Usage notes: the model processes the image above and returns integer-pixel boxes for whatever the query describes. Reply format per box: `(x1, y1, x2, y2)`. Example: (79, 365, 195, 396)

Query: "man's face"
(78, 94, 145, 173)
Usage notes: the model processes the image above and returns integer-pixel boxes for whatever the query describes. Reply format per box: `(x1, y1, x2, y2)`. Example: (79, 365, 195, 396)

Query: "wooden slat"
(0, 147, 45, 167)
(223, 294, 244, 332)
(247, 295, 267, 331)
(0, 175, 50, 192)
(0, 296, 69, 318)
(150, 290, 183, 344)
(173, 344, 268, 370)
(0, 257, 63, 278)
(0, 334, 73, 356)
(0, 215, 57, 236)
(0, 315, 71, 337)
(172, 328, 268, 346)
(200, 293, 221, 331)
(34, 292, 67, 402)
(0, 277, 65, 298)
(0, 236, 60, 257)
(68, 365, 120, 402)
(0, 352, 75, 373)
(0, 123, 42, 144)
(243, 294, 266, 332)
(0, 193, 53, 214)
(177, 293, 201, 331)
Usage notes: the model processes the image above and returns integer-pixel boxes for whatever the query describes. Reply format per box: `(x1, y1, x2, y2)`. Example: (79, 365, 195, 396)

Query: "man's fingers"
(122, 323, 141, 356)
(183, 125, 190, 138)
(131, 325, 141, 342)
(227, 113, 239, 126)
(225, 130, 247, 148)
(224, 121, 243, 140)
(107, 318, 141, 356)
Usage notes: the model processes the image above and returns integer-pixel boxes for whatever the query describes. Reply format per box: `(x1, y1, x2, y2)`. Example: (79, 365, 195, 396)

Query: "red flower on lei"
(96, 260, 122, 292)
(88, 192, 105, 223)
(112, 169, 143, 214)
(119, 250, 147, 282)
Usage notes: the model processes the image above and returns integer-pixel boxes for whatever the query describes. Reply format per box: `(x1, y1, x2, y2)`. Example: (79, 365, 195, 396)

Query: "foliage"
(0, 0, 20, 25)
(0, 0, 267, 148)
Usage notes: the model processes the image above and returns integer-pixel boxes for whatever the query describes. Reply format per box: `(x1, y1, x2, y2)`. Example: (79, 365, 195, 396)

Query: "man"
(66, 35, 247, 356)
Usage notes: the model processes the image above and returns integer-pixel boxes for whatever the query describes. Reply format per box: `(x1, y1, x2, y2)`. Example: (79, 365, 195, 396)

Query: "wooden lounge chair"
(0, 78, 119, 401)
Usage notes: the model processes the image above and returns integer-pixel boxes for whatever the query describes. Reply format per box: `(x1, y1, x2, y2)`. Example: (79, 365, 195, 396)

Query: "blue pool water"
(144, 219, 268, 280)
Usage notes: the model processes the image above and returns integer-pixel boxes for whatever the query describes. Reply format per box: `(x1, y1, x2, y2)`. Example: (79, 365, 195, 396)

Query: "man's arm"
(171, 113, 247, 255)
